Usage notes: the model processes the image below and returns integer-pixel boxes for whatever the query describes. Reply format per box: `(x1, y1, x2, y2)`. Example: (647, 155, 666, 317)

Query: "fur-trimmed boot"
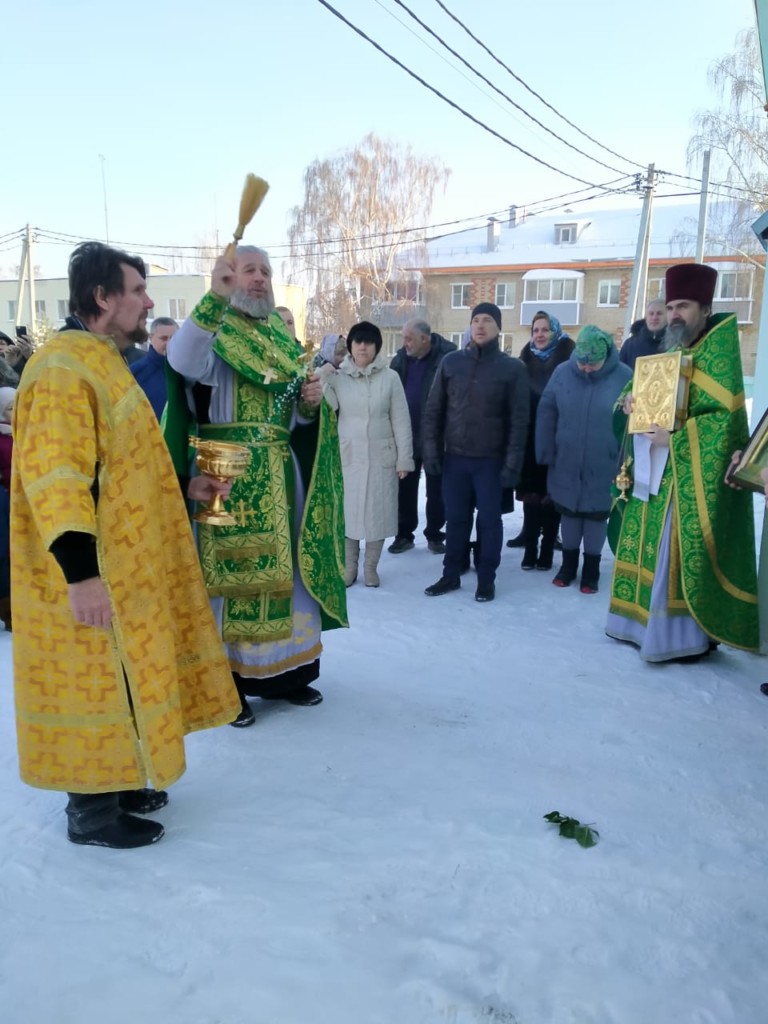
(364, 540, 384, 588)
(580, 553, 601, 594)
(345, 538, 360, 587)
(553, 549, 579, 588)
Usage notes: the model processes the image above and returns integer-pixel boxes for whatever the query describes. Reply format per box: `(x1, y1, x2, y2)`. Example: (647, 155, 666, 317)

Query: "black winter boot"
(230, 686, 256, 728)
(68, 813, 165, 848)
(118, 789, 169, 815)
(521, 502, 541, 570)
(508, 502, 538, 550)
(580, 553, 601, 594)
(553, 549, 579, 588)
(537, 505, 559, 571)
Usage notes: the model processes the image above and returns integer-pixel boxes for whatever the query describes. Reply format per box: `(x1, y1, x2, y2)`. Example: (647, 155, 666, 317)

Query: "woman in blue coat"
(535, 326, 631, 593)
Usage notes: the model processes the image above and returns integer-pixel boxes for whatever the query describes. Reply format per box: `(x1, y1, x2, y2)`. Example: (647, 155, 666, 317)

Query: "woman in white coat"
(322, 321, 414, 588)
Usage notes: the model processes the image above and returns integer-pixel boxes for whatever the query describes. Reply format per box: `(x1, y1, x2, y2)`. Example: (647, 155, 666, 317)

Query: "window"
(555, 223, 577, 244)
(523, 278, 578, 302)
(169, 298, 187, 320)
(450, 333, 465, 346)
(647, 278, 664, 302)
(386, 279, 422, 303)
(7, 301, 16, 320)
(716, 270, 753, 300)
(35, 299, 46, 317)
(597, 279, 621, 307)
(495, 283, 515, 308)
(451, 283, 471, 308)
(57, 299, 68, 320)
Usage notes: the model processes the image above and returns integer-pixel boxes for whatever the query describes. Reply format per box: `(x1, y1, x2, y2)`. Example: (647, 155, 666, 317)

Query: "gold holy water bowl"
(189, 437, 250, 526)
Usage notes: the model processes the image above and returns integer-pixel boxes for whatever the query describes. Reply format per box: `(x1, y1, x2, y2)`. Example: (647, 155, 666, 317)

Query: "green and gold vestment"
(166, 292, 348, 655)
(608, 313, 758, 652)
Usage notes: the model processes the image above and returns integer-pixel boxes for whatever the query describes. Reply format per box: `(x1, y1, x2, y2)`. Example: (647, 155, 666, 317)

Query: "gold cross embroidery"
(262, 367, 278, 385)
(233, 500, 252, 527)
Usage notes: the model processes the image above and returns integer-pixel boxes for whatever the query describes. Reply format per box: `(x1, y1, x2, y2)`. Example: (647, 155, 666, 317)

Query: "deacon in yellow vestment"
(12, 330, 240, 794)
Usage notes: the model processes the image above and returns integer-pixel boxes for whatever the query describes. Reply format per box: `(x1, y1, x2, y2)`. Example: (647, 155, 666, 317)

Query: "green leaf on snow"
(544, 811, 599, 848)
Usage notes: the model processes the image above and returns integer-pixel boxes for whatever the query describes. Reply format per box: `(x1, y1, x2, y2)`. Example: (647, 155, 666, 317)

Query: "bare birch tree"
(688, 27, 768, 211)
(288, 133, 450, 338)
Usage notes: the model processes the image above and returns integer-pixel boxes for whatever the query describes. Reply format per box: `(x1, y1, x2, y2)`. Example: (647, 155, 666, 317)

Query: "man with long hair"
(11, 242, 240, 848)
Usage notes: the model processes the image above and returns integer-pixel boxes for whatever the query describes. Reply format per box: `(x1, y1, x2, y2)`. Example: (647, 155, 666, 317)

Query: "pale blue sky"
(0, 0, 759, 278)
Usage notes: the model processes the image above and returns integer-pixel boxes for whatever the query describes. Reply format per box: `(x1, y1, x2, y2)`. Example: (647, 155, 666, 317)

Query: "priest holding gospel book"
(606, 262, 759, 663)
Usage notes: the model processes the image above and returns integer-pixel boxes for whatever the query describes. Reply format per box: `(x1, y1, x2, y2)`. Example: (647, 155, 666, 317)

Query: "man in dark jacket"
(422, 302, 529, 602)
(619, 299, 666, 370)
(130, 316, 178, 421)
(389, 320, 455, 555)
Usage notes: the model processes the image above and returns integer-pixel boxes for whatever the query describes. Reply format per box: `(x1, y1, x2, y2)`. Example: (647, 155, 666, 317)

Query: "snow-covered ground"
(2, 505, 768, 1024)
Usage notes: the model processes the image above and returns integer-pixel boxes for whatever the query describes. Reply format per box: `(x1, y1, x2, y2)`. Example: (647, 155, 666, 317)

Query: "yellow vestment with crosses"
(11, 331, 239, 793)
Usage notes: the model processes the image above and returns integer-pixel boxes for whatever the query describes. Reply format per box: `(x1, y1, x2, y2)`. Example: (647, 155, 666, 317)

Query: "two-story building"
(373, 200, 764, 373)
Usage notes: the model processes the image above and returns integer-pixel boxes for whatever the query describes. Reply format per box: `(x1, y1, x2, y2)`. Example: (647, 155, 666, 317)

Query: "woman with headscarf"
(322, 321, 414, 588)
(535, 325, 631, 593)
(313, 333, 347, 371)
(515, 311, 574, 570)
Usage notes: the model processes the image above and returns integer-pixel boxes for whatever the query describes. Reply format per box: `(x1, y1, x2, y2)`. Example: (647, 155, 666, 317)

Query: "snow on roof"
(522, 267, 584, 280)
(425, 199, 757, 269)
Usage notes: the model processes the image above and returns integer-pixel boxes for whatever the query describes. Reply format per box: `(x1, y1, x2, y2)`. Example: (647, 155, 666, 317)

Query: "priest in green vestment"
(166, 247, 347, 725)
(606, 262, 758, 662)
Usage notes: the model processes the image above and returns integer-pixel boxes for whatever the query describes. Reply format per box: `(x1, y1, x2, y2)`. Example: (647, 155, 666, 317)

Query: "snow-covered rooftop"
(425, 199, 758, 269)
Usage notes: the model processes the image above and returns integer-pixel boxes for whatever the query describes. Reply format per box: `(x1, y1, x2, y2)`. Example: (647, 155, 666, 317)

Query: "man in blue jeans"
(421, 303, 529, 602)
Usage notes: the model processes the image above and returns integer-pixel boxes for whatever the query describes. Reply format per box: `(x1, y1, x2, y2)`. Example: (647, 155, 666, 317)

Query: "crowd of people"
(5, 243, 765, 849)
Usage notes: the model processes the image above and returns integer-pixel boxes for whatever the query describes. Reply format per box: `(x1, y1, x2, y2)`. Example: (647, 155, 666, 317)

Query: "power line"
(29, 177, 636, 259)
(430, 0, 646, 171)
(658, 168, 763, 198)
(370, 0, 544, 140)
(315, 0, 626, 190)
(28, 187, 739, 266)
(34, 193, 634, 261)
(387, 0, 632, 176)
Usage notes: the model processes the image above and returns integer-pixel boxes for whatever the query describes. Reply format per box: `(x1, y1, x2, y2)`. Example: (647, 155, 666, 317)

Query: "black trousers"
(234, 659, 320, 699)
(396, 459, 446, 543)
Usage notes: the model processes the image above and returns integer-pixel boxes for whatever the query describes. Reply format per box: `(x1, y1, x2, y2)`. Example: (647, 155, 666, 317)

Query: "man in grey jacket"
(422, 303, 529, 603)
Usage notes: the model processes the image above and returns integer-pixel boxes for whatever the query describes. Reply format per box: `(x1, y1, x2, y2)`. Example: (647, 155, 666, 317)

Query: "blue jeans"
(442, 454, 503, 585)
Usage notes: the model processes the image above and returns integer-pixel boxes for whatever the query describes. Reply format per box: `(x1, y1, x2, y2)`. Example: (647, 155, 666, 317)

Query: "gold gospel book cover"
(628, 350, 693, 434)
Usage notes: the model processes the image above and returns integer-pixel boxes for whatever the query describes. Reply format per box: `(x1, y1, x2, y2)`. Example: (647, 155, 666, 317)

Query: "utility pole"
(26, 224, 36, 334)
(14, 232, 28, 328)
(695, 149, 711, 264)
(635, 181, 656, 319)
(99, 154, 110, 242)
(623, 164, 656, 339)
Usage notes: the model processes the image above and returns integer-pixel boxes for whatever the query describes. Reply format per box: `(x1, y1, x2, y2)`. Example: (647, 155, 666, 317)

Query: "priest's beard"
(661, 321, 698, 351)
(231, 289, 274, 320)
(127, 326, 149, 345)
